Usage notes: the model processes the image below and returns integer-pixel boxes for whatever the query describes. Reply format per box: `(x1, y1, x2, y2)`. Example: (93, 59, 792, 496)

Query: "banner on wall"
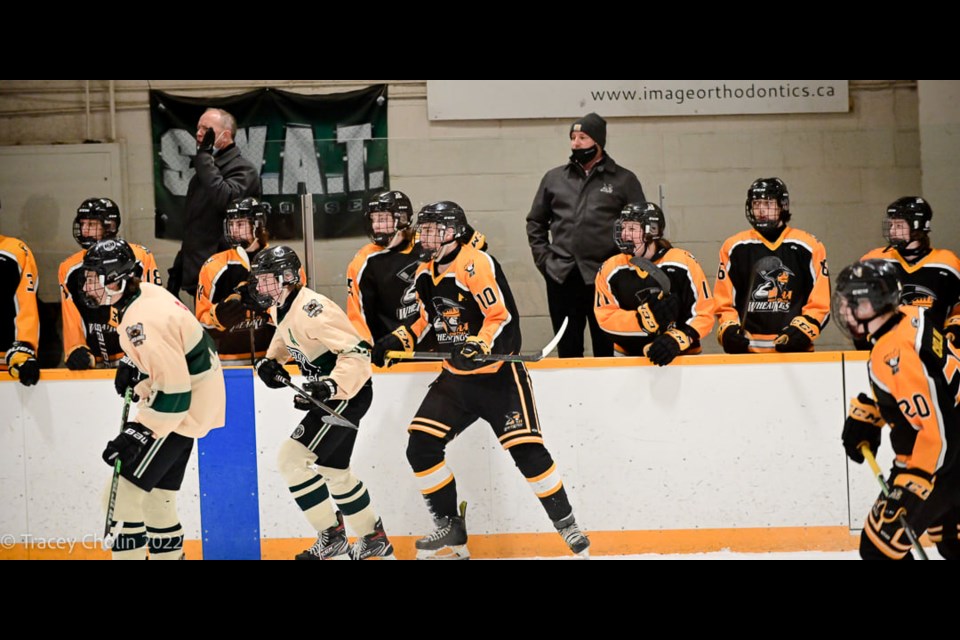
(150, 85, 388, 240)
(427, 80, 849, 120)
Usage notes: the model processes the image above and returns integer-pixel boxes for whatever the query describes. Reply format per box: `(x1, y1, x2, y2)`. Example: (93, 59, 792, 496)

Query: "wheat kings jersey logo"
(747, 259, 795, 315)
(432, 296, 469, 344)
(396, 262, 420, 321)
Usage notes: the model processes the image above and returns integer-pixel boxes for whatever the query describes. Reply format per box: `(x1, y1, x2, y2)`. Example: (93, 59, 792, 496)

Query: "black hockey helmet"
(615, 202, 665, 255)
(416, 201, 469, 261)
(224, 197, 270, 248)
(248, 245, 302, 309)
(74, 198, 121, 249)
(832, 259, 902, 342)
(883, 196, 932, 249)
(80, 238, 138, 308)
(365, 190, 415, 247)
(745, 177, 791, 230)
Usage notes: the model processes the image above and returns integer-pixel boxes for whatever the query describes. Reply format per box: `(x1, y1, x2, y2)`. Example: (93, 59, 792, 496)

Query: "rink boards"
(0, 352, 888, 559)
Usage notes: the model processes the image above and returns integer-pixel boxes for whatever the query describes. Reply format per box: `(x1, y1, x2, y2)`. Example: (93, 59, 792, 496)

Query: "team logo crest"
(747, 258, 795, 315)
(600, 183, 613, 194)
(884, 348, 901, 375)
(126, 323, 146, 346)
(292, 424, 305, 440)
(431, 296, 468, 343)
(503, 411, 525, 431)
(900, 284, 936, 309)
(396, 262, 420, 313)
(465, 262, 476, 278)
(303, 300, 323, 317)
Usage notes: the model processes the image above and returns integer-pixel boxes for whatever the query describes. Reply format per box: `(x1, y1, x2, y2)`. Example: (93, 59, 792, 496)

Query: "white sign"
(427, 80, 850, 120)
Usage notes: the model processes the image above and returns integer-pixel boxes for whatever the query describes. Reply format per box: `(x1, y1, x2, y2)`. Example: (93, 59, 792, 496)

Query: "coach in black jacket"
(526, 112, 646, 358)
(168, 108, 261, 299)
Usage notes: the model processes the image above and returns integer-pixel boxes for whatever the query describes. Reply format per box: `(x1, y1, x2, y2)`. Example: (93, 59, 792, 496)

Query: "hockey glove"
(842, 392, 884, 464)
(234, 281, 260, 311)
(114, 356, 144, 401)
(66, 345, 95, 370)
(645, 328, 692, 367)
(774, 316, 820, 353)
(212, 295, 246, 330)
(197, 127, 216, 155)
(102, 422, 154, 468)
(719, 321, 750, 354)
(294, 379, 338, 411)
(6, 342, 40, 386)
(450, 336, 491, 371)
(636, 291, 678, 335)
(866, 471, 932, 557)
(372, 327, 414, 368)
(255, 358, 290, 389)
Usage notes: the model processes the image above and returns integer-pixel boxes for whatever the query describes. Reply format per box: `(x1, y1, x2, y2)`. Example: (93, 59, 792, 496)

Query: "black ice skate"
(350, 517, 396, 560)
(415, 502, 469, 560)
(296, 511, 350, 560)
(554, 513, 590, 558)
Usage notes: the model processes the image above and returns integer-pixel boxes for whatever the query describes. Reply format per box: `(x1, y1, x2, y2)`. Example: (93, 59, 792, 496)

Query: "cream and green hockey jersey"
(117, 283, 226, 439)
(266, 287, 371, 400)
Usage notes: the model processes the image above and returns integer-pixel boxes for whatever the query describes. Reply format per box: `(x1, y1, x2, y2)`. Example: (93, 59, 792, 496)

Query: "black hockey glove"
(234, 281, 260, 311)
(102, 422, 154, 468)
(255, 358, 290, 389)
(719, 322, 750, 354)
(646, 328, 691, 367)
(866, 471, 932, 556)
(636, 291, 679, 335)
(6, 343, 40, 386)
(372, 327, 414, 368)
(774, 316, 820, 353)
(450, 337, 490, 371)
(294, 379, 337, 411)
(212, 294, 246, 330)
(66, 346, 95, 370)
(114, 356, 144, 400)
(197, 127, 216, 155)
(841, 392, 884, 464)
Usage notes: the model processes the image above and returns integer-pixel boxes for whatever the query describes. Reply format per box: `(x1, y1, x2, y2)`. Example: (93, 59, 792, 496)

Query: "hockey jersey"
(116, 283, 225, 439)
(715, 226, 830, 352)
(403, 243, 520, 376)
(868, 306, 960, 478)
(595, 248, 716, 356)
(196, 245, 275, 361)
(266, 287, 372, 400)
(59, 243, 161, 366)
(0, 235, 40, 369)
(861, 246, 960, 332)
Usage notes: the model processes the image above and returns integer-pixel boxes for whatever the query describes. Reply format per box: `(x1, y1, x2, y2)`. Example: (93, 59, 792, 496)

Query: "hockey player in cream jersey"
(250, 245, 394, 560)
(81, 239, 225, 560)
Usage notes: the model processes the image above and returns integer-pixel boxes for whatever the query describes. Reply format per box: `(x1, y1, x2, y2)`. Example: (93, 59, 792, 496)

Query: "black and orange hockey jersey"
(59, 244, 161, 366)
(861, 246, 960, 333)
(346, 239, 435, 349)
(595, 248, 716, 356)
(402, 243, 519, 376)
(196, 246, 275, 361)
(715, 226, 830, 352)
(867, 306, 960, 478)
(0, 235, 40, 369)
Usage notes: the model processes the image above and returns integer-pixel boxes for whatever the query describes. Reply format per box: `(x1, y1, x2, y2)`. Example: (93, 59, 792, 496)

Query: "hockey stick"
(280, 378, 359, 431)
(860, 444, 928, 560)
(385, 316, 569, 364)
(628, 256, 671, 296)
(103, 387, 133, 550)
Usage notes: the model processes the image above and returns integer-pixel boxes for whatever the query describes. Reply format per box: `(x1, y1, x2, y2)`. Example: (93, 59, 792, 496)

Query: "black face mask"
(570, 145, 598, 165)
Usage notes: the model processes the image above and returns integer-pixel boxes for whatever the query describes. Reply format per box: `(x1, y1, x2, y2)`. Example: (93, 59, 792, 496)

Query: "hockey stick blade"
(281, 378, 359, 430)
(384, 316, 569, 363)
(629, 257, 671, 296)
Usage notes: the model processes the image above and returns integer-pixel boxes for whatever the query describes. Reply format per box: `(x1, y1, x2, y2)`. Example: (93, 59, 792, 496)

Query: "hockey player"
(594, 202, 715, 365)
(835, 259, 960, 560)
(250, 245, 394, 560)
(195, 197, 275, 364)
(1, 219, 41, 386)
(59, 198, 161, 373)
(82, 238, 225, 560)
(371, 201, 589, 560)
(857, 197, 960, 349)
(716, 177, 830, 354)
(346, 190, 486, 351)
